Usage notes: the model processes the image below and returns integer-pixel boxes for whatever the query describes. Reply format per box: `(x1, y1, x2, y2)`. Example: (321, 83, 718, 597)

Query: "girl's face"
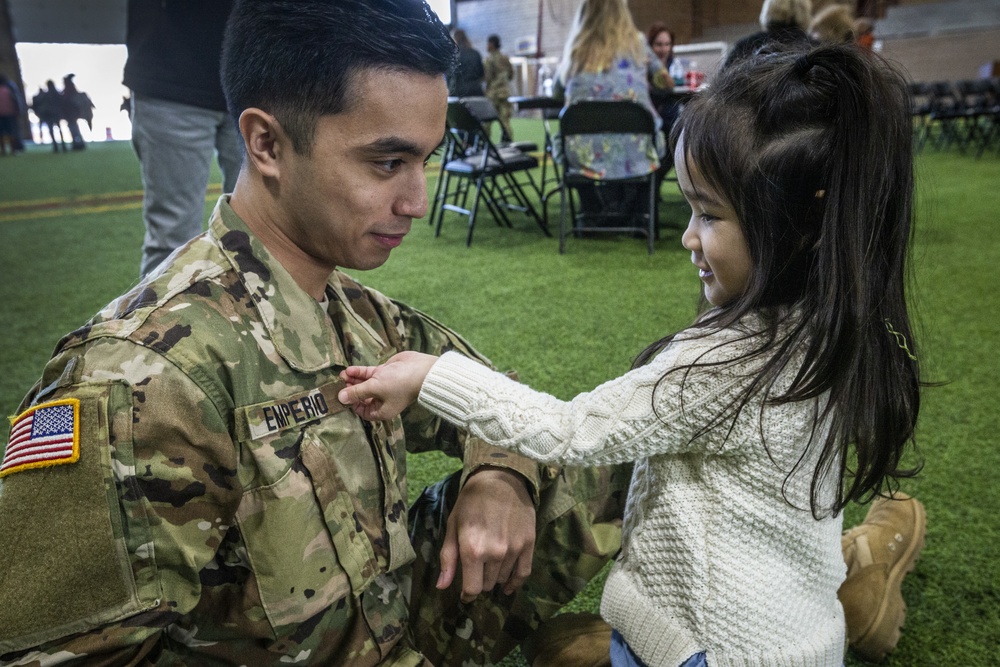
(675, 138, 752, 306)
(651, 31, 673, 63)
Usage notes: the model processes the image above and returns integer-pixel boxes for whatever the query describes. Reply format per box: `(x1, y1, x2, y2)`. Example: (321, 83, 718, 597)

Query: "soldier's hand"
(438, 467, 535, 602)
(338, 351, 438, 420)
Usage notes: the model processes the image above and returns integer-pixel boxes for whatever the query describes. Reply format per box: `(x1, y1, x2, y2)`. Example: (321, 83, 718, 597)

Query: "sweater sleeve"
(418, 334, 759, 466)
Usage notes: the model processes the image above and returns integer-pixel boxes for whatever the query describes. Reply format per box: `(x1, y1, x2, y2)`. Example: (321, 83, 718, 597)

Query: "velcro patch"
(2, 399, 81, 477)
(235, 381, 348, 442)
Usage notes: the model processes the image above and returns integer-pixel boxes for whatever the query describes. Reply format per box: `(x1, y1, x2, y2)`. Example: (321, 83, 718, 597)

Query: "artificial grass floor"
(1, 129, 998, 665)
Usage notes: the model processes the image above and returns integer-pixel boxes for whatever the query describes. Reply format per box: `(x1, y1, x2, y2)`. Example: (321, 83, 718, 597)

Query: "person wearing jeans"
(123, 0, 242, 277)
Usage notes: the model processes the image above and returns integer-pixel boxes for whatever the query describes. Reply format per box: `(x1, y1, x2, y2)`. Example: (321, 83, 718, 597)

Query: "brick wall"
(452, 0, 578, 59)
(454, 0, 999, 84)
(453, 0, 777, 55)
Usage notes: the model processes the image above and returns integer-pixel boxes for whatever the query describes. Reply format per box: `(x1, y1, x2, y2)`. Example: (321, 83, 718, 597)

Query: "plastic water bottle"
(538, 63, 554, 97)
(669, 59, 685, 87)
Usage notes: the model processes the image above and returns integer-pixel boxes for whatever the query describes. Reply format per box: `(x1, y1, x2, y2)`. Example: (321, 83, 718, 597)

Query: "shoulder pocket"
(0, 381, 160, 652)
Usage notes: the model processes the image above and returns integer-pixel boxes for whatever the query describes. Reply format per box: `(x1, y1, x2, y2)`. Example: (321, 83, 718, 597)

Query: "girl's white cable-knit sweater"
(418, 326, 846, 667)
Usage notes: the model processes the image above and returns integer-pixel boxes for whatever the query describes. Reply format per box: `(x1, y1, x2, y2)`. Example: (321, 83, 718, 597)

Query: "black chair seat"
(507, 140, 539, 153)
(445, 151, 538, 174)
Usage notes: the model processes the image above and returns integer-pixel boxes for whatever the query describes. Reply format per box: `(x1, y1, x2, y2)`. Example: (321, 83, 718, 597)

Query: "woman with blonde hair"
(809, 4, 856, 43)
(555, 0, 670, 218)
(724, 0, 813, 67)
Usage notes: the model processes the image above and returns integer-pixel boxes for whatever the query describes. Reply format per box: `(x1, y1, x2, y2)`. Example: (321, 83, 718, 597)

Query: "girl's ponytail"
(795, 46, 920, 511)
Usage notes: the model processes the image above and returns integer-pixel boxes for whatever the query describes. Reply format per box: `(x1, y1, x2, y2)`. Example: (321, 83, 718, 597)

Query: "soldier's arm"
(0, 341, 240, 665)
(384, 297, 541, 498)
(368, 299, 536, 600)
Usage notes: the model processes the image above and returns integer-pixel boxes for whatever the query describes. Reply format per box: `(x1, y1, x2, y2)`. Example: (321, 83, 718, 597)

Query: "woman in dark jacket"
(449, 29, 485, 97)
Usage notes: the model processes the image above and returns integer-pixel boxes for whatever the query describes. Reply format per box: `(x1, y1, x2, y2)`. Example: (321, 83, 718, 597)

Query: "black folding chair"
(460, 96, 537, 151)
(510, 97, 568, 229)
(908, 81, 934, 152)
(557, 100, 658, 254)
(431, 99, 548, 247)
(924, 81, 964, 150)
(953, 79, 999, 155)
(977, 78, 1000, 157)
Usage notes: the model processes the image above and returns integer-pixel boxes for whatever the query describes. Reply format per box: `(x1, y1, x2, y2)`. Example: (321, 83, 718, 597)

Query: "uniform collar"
(211, 197, 350, 373)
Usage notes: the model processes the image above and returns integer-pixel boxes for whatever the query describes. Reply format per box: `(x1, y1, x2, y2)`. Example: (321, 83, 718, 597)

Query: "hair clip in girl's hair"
(885, 320, 917, 361)
(815, 189, 826, 199)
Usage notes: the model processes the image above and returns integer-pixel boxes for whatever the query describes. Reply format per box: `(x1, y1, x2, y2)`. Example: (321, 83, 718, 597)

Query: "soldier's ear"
(239, 108, 288, 180)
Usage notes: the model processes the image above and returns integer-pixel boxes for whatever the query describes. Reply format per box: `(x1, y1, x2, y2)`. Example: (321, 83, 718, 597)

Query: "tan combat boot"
(838, 493, 926, 662)
(521, 612, 612, 667)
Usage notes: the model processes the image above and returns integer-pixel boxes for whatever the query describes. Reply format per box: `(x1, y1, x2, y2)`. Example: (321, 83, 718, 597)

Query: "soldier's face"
(279, 69, 448, 271)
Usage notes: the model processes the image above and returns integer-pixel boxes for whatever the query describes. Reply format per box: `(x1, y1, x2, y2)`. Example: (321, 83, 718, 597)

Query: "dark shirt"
(123, 0, 234, 111)
(449, 46, 485, 97)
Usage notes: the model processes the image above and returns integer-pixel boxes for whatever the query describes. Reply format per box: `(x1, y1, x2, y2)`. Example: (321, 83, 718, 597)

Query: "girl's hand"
(337, 351, 439, 421)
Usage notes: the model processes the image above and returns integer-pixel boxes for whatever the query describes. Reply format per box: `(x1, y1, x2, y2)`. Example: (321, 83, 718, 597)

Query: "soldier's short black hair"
(222, 0, 457, 155)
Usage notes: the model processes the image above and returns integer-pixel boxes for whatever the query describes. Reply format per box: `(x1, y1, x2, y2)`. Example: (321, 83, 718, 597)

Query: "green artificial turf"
(1, 129, 998, 665)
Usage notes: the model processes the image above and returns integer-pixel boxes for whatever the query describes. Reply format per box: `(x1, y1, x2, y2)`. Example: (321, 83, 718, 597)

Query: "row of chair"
(909, 78, 1000, 157)
(430, 96, 660, 253)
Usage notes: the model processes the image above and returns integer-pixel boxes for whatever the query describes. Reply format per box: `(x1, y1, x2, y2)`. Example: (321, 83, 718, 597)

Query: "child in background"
(340, 43, 923, 667)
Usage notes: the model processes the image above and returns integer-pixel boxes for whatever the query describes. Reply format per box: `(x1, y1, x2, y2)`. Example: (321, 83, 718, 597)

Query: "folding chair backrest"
(907, 82, 933, 114)
(928, 81, 959, 113)
(558, 100, 656, 138)
(447, 100, 488, 135)
(955, 79, 994, 111)
(555, 100, 659, 254)
(459, 96, 501, 123)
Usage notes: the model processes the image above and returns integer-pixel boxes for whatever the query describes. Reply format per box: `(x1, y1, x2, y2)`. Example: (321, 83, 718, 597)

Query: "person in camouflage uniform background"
(0, 1, 631, 665)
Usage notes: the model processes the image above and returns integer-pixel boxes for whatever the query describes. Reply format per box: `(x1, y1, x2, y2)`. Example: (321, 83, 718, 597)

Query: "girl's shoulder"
(667, 310, 807, 367)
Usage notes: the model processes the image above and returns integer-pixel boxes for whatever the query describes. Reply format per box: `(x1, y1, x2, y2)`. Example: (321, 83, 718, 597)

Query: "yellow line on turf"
(0, 192, 221, 224)
(0, 169, 484, 223)
(0, 189, 147, 210)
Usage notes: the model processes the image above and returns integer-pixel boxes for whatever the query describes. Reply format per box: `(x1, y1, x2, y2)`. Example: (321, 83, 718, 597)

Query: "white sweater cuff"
(418, 351, 499, 428)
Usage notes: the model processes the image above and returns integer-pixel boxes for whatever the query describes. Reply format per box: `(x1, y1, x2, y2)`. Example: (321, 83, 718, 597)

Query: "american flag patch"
(2, 399, 80, 478)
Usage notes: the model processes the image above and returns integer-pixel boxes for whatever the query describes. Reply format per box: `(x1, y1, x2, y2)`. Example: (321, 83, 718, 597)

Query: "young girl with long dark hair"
(339, 42, 922, 667)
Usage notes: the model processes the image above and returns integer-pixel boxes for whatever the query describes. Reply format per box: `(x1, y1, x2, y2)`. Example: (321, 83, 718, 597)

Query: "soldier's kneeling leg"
(404, 463, 632, 666)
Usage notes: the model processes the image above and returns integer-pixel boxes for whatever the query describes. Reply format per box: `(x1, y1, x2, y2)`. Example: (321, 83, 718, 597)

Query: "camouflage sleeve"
(0, 339, 240, 664)
(386, 296, 541, 501)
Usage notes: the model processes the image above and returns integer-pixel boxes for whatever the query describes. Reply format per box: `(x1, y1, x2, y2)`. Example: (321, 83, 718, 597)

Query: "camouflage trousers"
(402, 463, 633, 666)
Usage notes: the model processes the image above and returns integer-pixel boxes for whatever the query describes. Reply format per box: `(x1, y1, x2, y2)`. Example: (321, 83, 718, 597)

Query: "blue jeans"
(610, 629, 707, 667)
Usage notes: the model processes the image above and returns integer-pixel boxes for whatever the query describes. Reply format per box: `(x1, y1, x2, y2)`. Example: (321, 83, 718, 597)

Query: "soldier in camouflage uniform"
(0, 1, 629, 665)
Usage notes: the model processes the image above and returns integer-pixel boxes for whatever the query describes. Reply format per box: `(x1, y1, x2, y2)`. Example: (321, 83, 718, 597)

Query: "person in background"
(0, 1, 631, 664)
(647, 22, 676, 74)
(60, 74, 89, 150)
(554, 0, 670, 220)
(483, 34, 515, 141)
(723, 0, 813, 68)
(0, 73, 24, 156)
(646, 22, 680, 150)
(32, 80, 67, 152)
(340, 41, 928, 667)
(448, 28, 485, 97)
(809, 3, 856, 43)
(123, 0, 242, 278)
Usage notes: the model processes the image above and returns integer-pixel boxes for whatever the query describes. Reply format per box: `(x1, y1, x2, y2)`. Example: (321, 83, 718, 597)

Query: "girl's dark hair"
(222, 0, 457, 155)
(637, 42, 921, 515)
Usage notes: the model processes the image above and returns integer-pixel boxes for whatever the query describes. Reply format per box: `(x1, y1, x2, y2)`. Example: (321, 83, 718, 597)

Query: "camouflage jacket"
(0, 198, 539, 666)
